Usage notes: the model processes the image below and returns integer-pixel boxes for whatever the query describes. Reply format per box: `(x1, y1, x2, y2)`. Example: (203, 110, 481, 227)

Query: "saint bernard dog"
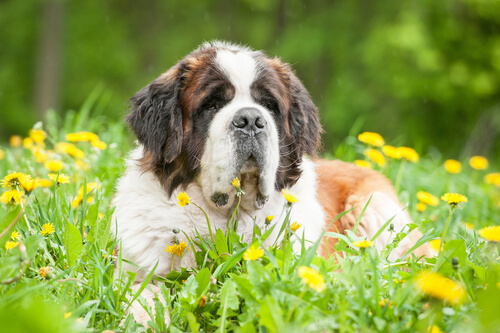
(112, 41, 430, 323)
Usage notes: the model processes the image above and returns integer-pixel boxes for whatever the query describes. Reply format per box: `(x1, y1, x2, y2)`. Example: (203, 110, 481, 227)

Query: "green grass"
(0, 107, 499, 333)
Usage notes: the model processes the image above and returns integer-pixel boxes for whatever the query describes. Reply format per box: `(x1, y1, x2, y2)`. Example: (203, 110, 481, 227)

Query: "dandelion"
(19, 177, 39, 193)
(414, 271, 465, 305)
(64, 312, 72, 319)
(478, 226, 500, 242)
(484, 173, 500, 186)
(1, 172, 31, 189)
(382, 145, 401, 159)
(416, 202, 427, 212)
(66, 131, 99, 142)
(444, 159, 461, 174)
(378, 299, 393, 308)
(441, 193, 468, 206)
(357, 132, 385, 147)
(354, 160, 372, 168)
(0, 190, 24, 205)
(177, 192, 190, 207)
(232, 177, 241, 193)
(416, 191, 439, 206)
(39, 266, 50, 278)
(0, 149, 4, 160)
(243, 244, 264, 261)
(72, 182, 99, 208)
(44, 160, 64, 172)
(48, 173, 71, 184)
(291, 222, 302, 232)
(469, 156, 488, 170)
(465, 222, 474, 230)
(38, 179, 54, 188)
(165, 240, 188, 257)
(33, 148, 48, 163)
(265, 215, 274, 224)
(41, 223, 55, 236)
(10, 135, 22, 147)
(428, 325, 443, 333)
(281, 189, 299, 204)
(10, 231, 20, 240)
(429, 239, 441, 252)
(397, 146, 419, 163)
(352, 239, 374, 248)
(91, 139, 107, 150)
(56, 142, 85, 159)
(5, 240, 19, 250)
(29, 129, 46, 143)
(298, 266, 326, 292)
(363, 148, 385, 167)
(22, 137, 34, 149)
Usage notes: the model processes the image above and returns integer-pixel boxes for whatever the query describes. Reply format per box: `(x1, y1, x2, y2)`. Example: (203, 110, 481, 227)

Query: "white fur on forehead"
(199, 40, 252, 53)
(215, 50, 257, 95)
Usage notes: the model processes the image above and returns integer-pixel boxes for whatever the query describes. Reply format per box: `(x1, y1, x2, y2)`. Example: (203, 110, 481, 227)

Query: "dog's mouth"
(210, 155, 270, 209)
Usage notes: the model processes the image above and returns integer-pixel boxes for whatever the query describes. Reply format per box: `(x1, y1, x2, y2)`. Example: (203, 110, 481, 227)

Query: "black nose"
(231, 108, 267, 135)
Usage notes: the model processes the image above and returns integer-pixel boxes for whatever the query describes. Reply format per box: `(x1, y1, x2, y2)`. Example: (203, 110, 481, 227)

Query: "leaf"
(258, 295, 284, 333)
(195, 267, 211, 297)
(84, 202, 99, 243)
(215, 228, 229, 258)
(218, 280, 239, 333)
(64, 222, 83, 266)
(436, 239, 466, 275)
(187, 312, 200, 333)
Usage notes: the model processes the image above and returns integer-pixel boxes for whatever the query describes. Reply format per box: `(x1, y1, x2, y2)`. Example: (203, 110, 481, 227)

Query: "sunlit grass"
(0, 113, 499, 332)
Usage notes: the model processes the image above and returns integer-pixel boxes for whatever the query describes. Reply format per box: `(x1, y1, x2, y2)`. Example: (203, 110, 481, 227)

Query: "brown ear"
(126, 67, 183, 165)
(268, 58, 322, 190)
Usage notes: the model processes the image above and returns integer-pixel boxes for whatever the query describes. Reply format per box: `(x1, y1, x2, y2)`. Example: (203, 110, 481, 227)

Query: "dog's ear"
(270, 59, 322, 190)
(126, 68, 183, 165)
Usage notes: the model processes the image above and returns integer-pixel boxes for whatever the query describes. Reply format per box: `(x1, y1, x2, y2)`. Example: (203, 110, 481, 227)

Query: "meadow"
(0, 106, 499, 333)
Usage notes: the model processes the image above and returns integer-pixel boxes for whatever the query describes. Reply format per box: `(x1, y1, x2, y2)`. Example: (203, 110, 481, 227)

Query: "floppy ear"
(126, 68, 183, 165)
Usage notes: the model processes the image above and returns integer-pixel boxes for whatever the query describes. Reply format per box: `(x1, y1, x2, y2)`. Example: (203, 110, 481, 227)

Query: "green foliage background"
(1, 0, 499, 160)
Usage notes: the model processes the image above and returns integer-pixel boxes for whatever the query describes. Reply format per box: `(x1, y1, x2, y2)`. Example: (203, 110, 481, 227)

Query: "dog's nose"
(231, 108, 267, 135)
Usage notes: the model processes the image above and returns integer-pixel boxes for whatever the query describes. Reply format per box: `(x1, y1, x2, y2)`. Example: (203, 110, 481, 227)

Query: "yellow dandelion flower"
(38, 179, 54, 188)
(354, 160, 372, 168)
(29, 129, 46, 143)
(19, 177, 39, 193)
(66, 131, 99, 142)
(363, 148, 385, 167)
(64, 312, 72, 319)
(469, 156, 488, 170)
(265, 215, 274, 223)
(444, 159, 461, 174)
(382, 145, 401, 159)
(165, 240, 189, 257)
(10, 135, 22, 147)
(5, 240, 19, 250)
(478, 226, 500, 242)
(291, 222, 302, 232)
(414, 271, 465, 305)
(72, 183, 99, 208)
(429, 239, 441, 252)
(428, 325, 443, 333)
(352, 240, 374, 248)
(378, 299, 393, 308)
(39, 266, 50, 278)
(232, 177, 241, 190)
(0, 149, 4, 160)
(41, 223, 55, 236)
(243, 244, 264, 261)
(10, 231, 21, 240)
(48, 174, 71, 184)
(416, 202, 427, 212)
(441, 193, 468, 206)
(33, 147, 49, 163)
(298, 266, 326, 292)
(91, 139, 107, 150)
(416, 191, 439, 207)
(177, 192, 190, 207)
(44, 160, 64, 172)
(0, 190, 24, 205)
(397, 146, 419, 163)
(22, 137, 34, 150)
(358, 132, 385, 147)
(484, 173, 500, 186)
(56, 142, 85, 159)
(281, 189, 299, 204)
(464, 222, 474, 230)
(1, 172, 31, 189)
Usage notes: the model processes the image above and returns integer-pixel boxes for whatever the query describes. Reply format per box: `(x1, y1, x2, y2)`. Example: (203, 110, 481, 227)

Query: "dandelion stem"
(286, 289, 306, 322)
(170, 253, 174, 272)
(193, 202, 214, 243)
(394, 160, 406, 193)
(440, 206, 455, 253)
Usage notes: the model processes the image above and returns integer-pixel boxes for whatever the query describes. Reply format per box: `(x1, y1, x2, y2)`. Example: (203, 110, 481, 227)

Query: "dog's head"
(127, 41, 322, 210)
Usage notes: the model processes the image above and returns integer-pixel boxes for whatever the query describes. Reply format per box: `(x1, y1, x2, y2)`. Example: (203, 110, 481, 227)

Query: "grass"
(0, 106, 499, 333)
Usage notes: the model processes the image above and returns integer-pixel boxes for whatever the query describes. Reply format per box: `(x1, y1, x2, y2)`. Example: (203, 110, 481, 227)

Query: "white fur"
(112, 148, 325, 280)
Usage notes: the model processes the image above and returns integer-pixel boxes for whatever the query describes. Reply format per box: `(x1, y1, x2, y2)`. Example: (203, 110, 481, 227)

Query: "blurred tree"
(0, 0, 498, 161)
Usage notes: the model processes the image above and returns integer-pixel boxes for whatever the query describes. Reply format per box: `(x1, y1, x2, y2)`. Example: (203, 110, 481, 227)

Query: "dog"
(112, 41, 430, 324)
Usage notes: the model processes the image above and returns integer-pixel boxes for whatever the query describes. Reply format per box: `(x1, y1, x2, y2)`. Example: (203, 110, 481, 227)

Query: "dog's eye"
(265, 100, 279, 113)
(204, 101, 224, 113)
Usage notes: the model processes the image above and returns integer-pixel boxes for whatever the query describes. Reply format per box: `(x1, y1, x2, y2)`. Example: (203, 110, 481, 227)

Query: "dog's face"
(126, 41, 321, 210)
